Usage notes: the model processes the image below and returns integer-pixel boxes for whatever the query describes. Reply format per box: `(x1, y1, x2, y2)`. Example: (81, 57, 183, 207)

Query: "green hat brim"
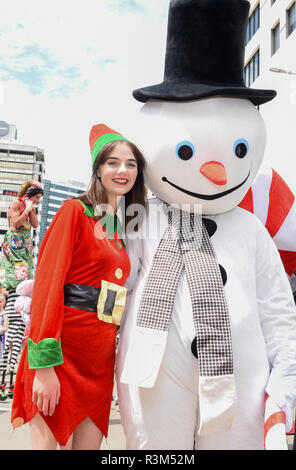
(91, 133, 129, 166)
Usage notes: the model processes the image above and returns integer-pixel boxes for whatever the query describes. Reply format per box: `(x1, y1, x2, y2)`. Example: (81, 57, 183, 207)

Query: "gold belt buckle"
(97, 280, 127, 326)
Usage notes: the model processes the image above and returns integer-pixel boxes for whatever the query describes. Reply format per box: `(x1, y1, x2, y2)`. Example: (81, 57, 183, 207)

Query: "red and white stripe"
(264, 394, 287, 450)
(22, 326, 29, 344)
(239, 168, 296, 276)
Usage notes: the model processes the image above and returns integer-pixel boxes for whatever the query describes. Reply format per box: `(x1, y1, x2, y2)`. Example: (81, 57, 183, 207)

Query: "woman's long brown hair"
(71, 140, 147, 231)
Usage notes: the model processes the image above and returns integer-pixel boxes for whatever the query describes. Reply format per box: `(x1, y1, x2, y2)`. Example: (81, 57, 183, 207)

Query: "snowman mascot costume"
(116, 0, 296, 450)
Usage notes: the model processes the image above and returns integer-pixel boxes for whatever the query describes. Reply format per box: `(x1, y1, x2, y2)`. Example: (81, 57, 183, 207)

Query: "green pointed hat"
(89, 123, 129, 166)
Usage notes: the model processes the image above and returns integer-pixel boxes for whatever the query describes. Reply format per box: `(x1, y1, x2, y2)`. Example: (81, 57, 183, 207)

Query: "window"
(272, 22, 280, 55)
(246, 4, 260, 44)
(287, 2, 296, 37)
(271, 0, 276, 5)
(0, 172, 30, 182)
(36, 153, 44, 162)
(8, 150, 34, 156)
(0, 184, 20, 191)
(34, 163, 40, 172)
(0, 195, 17, 202)
(7, 153, 34, 163)
(0, 161, 33, 172)
(244, 50, 260, 86)
(51, 184, 83, 194)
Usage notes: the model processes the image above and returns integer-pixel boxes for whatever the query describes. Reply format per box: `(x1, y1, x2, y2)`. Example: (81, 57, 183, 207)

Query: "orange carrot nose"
(200, 161, 227, 186)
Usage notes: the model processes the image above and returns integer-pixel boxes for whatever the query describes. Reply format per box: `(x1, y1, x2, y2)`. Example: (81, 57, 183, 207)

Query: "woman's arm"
(9, 201, 31, 229)
(3, 315, 8, 333)
(33, 367, 60, 416)
(28, 208, 39, 228)
(28, 201, 82, 416)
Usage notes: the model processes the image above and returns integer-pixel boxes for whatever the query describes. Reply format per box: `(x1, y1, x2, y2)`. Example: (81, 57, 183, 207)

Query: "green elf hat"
(89, 123, 129, 166)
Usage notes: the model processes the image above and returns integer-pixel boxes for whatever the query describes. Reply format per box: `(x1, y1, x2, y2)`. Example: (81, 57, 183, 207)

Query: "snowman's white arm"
(255, 220, 296, 431)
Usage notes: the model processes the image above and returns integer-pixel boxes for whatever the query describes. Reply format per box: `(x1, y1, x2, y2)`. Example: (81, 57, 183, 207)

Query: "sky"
(0, 0, 170, 185)
(0, 0, 295, 192)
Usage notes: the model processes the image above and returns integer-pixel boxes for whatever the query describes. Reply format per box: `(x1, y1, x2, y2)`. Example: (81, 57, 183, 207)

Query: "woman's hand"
(32, 367, 61, 417)
(24, 199, 34, 213)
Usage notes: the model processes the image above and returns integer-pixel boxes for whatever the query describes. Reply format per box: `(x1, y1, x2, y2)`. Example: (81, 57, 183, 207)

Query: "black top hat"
(133, 0, 276, 105)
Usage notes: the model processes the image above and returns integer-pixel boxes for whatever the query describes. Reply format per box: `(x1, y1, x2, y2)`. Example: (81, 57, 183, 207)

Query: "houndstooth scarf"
(136, 203, 233, 377)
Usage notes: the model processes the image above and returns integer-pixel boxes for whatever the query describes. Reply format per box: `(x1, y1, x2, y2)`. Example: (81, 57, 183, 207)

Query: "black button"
(191, 337, 198, 359)
(202, 218, 217, 237)
(219, 264, 227, 286)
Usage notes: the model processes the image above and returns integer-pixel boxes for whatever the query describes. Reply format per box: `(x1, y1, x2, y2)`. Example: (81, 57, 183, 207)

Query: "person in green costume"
(0, 180, 43, 292)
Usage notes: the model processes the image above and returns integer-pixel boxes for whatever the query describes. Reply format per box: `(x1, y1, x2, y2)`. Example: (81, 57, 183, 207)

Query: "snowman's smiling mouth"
(162, 171, 250, 200)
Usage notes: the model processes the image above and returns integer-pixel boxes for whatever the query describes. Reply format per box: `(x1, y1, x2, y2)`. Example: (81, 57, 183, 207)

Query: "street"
(0, 378, 294, 450)
(0, 394, 126, 450)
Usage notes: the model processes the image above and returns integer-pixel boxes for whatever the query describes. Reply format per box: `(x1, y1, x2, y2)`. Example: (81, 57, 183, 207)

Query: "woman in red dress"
(11, 124, 147, 450)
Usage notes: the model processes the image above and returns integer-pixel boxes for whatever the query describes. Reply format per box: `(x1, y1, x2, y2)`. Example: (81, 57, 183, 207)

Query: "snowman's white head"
(132, 96, 266, 215)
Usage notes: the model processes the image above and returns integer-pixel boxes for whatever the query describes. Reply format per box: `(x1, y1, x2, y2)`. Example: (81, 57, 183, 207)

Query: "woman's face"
(30, 193, 43, 205)
(97, 142, 138, 200)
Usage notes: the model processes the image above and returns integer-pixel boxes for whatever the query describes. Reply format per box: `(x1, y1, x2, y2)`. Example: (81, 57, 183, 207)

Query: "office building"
(39, 179, 87, 247)
(244, 0, 296, 191)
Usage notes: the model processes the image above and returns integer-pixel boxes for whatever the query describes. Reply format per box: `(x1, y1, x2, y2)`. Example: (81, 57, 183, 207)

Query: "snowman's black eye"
(176, 141, 195, 160)
(234, 139, 249, 159)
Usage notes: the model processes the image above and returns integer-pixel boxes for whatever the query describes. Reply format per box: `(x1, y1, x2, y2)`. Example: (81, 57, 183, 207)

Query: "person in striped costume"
(0, 292, 26, 400)
(0, 294, 8, 359)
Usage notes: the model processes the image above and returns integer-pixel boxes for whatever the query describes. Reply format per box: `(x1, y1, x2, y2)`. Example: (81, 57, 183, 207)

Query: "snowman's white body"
(116, 98, 296, 449)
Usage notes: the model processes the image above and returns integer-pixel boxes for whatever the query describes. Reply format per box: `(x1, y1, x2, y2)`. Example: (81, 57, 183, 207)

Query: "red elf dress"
(11, 199, 130, 445)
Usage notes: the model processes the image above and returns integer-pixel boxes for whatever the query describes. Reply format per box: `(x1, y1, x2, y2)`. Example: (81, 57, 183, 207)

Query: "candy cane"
(239, 167, 296, 276)
(264, 394, 287, 450)
(22, 326, 29, 344)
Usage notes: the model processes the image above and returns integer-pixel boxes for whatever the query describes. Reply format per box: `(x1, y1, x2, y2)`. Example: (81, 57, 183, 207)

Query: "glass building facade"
(39, 179, 87, 248)
(246, 3, 260, 44)
(272, 21, 281, 55)
(287, 2, 296, 37)
(244, 49, 260, 86)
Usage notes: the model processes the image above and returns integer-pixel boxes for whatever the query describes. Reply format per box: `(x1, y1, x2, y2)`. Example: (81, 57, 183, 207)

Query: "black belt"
(64, 283, 117, 317)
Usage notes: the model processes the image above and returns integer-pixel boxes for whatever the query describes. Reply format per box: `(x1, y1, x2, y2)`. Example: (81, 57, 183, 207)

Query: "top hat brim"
(133, 82, 276, 106)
